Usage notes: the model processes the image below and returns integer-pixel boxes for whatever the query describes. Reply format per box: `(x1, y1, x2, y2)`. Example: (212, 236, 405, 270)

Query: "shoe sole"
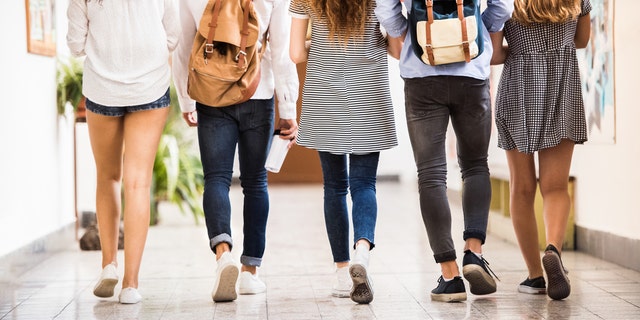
(238, 288, 266, 295)
(430, 291, 467, 302)
(542, 252, 571, 300)
(93, 278, 118, 298)
(462, 264, 497, 295)
(212, 264, 239, 302)
(518, 285, 546, 294)
(349, 264, 373, 304)
(238, 283, 266, 295)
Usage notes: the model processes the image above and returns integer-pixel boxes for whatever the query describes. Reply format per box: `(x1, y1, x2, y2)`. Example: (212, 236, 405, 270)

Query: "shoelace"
(480, 256, 501, 281)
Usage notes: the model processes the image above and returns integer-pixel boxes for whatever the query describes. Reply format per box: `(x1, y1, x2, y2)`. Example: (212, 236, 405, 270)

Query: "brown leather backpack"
(188, 0, 265, 107)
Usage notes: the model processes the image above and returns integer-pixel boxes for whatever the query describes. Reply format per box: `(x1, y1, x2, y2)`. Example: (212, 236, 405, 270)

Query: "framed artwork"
(578, 0, 616, 144)
(25, 0, 56, 56)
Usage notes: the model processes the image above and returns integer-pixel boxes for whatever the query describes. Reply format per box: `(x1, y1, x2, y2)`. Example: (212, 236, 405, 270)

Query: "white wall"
(569, 1, 640, 240)
(0, 0, 76, 256)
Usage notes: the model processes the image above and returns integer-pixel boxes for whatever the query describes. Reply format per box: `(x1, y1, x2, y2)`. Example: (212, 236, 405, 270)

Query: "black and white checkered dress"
(289, 0, 397, 155)
(495, 0, 592, 154)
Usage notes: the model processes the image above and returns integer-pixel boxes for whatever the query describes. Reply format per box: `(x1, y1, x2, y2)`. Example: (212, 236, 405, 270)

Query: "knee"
(458, 158, 489, 179)
(510, 181, 537, 200)
(539, 181, 569, 198)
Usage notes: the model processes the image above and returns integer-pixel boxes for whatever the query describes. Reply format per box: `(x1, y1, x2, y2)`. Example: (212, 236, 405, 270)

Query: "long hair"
(309, 0, 371, 45)
(512, 0, 581, 25)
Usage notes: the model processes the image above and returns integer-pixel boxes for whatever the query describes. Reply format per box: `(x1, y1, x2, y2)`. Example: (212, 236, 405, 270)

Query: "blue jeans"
(318, 151, 380, 263)
(404, 76, 492, 264)
(196, 98, 275, 267)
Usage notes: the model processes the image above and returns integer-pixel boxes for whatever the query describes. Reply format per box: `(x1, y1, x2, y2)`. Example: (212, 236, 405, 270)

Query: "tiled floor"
(1, 182, 640, 319)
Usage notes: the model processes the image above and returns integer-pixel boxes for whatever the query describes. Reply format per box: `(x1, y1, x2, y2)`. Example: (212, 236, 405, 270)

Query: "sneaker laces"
(480, 256, 500, 281)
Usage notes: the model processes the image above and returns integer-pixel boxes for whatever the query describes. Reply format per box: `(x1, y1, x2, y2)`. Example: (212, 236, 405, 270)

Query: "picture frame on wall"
(25, 0, 56, 57)
(578, 0, 615, 144)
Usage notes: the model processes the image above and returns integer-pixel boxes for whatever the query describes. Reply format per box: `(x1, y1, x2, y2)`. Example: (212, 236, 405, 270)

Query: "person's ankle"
(241, 265, 257, 274)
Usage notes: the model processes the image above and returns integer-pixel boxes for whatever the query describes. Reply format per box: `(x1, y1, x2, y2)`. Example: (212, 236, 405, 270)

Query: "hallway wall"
(0, 0, 76, 257)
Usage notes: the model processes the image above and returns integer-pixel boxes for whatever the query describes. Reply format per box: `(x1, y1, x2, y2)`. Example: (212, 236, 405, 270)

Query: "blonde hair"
(309, 0, 371, 45)
(512, 0, 581, 25)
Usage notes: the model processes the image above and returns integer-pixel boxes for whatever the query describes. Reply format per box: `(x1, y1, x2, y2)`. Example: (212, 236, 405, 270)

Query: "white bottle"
(265, 130, 291, 173)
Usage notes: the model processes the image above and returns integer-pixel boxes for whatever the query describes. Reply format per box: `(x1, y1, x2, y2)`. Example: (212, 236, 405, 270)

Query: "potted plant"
(56, 57, 86, 121)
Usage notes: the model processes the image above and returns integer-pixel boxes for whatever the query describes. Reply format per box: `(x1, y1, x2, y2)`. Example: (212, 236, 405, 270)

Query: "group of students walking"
(65, 0, 592, 306)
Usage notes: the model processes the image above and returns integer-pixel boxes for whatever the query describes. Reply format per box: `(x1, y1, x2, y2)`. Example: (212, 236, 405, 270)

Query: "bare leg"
(120, 107, 170, 289)
(538, 140, 575, 253)
(506, 149, 543, 279)
(86, 111, 125, 269)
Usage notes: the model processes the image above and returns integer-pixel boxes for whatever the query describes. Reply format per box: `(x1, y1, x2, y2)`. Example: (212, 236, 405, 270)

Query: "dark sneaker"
(430, 276, 467, 302)
(462, 250, 499, 295)
(542, 244, 571, 300)
(518, 276, 546, 294)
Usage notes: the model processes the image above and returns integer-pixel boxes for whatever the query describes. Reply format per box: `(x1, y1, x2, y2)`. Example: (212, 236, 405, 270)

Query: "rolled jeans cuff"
(210, 234, 233, 253)
(434, 249, 457, 264)
(241, 255, 263, 267)
(463, 229, 486, 245)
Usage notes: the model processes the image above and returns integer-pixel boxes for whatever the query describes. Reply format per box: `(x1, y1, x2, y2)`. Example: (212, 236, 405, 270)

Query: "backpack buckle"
(235, 50, 247, 62)
(205, 43, 215, 54)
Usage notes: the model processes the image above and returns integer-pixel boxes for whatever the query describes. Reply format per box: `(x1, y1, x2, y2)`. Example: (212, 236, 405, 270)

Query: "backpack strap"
(457, 0, 471, 63)
(424, 0, 435, 65)
(236, 0, 252, 69)
(203, 0, 253, 69)
(204, 0, 222, 61)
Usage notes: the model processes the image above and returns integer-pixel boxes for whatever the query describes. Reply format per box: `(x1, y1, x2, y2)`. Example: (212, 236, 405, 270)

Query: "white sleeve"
(172, 0, 202, 113)
(66, 0, 88, 57)
(164, 0, 181, 52)
(269, 0, 299, 120)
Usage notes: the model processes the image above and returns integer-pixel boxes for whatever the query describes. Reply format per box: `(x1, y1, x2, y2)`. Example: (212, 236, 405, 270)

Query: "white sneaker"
(93, 263, 118, 298)
(238, 271, 266, 294)
(118, 287, 142, 304)
(350, 244, 373, 304)
(332, 266, 351, 298)
(211, 252, 239, 302)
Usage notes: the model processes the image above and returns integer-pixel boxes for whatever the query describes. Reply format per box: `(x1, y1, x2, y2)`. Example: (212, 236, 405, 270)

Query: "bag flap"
(416, 16, 478, 48)
(198, 0, 259, 47)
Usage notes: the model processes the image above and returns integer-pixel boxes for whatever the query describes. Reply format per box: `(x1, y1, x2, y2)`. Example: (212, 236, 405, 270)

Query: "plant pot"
(76, 97, 87, 122)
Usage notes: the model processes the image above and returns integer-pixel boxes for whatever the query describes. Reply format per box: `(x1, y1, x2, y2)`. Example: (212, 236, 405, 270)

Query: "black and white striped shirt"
(289, 0, 397, 154)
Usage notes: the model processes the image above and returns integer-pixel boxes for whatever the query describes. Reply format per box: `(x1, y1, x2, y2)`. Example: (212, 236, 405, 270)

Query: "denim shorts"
(85, 88, 171, 117)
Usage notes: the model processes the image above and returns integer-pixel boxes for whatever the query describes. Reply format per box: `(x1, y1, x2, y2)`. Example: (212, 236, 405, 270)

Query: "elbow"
(289, 51, 306, 64)
(574, 38, 589, 49)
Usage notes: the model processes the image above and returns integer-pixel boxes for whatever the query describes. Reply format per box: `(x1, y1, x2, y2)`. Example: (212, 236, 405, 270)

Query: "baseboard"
(0, 223, 76, 281)
(575, 225, 640, 272)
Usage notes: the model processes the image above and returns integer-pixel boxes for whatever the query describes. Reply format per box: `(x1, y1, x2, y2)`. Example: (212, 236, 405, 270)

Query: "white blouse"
(66, 0, 180, 107)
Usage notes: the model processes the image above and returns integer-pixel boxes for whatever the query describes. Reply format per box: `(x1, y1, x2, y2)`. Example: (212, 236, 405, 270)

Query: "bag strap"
(204, 0, 222, 61)
(203, 0, 253, 69)
(457, 0, 471, 63)
(424, 0, 471, 65)
(424, 0, 435, 65)
(235, 0, 251, 69)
